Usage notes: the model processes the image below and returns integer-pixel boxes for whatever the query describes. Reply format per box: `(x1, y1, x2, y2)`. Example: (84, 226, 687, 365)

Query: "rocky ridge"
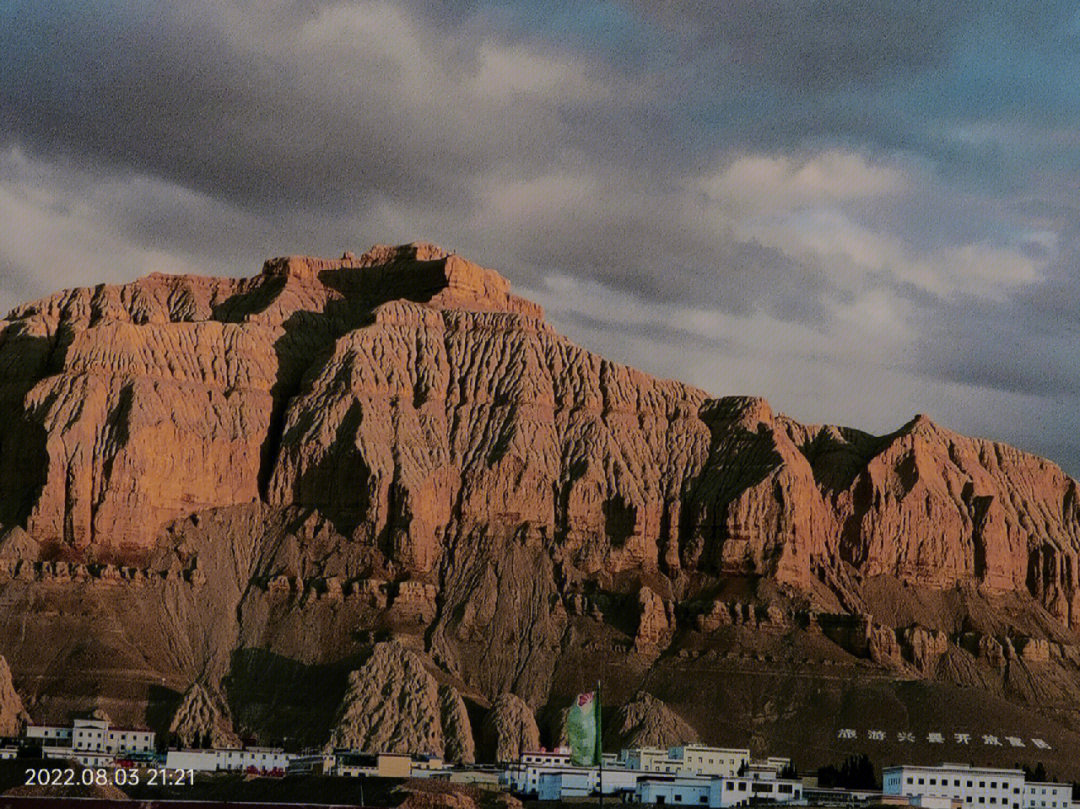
(606, 690, 699, 750)
(0, 656, 27, 737)
(328, 640, 473, 762)
(168, 682, 240, 749)
(1, 243, 1080, 772)
(480, 693, 541, 765)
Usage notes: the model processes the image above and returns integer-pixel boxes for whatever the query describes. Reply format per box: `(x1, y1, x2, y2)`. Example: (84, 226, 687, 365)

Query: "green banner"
(567, 690, 600, 766)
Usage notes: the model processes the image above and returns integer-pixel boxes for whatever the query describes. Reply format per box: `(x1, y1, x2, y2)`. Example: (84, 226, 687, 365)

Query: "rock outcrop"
(2, 243, 1080, 624)
(0, 656, 27, 736)
(328, 641, 473, 760)
(605, 691, 698, 750)
(169, 682, 240, 749)
(439, 685, 476, 765)
(635, 586, 676, 651)
(480, 694, 541, 764)
(3, 243, 1080, 774)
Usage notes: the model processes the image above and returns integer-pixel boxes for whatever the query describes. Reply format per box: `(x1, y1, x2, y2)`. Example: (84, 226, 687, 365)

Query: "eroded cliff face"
(169, 682, 239, 749)
(4, 242, 1078, 617)
(3, 243, 1080, 770)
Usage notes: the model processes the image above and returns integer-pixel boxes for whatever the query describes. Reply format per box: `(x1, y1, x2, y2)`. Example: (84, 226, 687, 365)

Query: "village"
(6, 717, 1079, 808)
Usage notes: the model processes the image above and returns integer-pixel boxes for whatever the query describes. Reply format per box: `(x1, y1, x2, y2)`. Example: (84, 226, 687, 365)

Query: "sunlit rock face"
(3, 243, 1080, 774)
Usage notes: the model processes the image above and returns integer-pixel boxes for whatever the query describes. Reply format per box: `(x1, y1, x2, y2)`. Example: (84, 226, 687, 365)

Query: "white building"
(286, 753, 336, 776)
(1023, 783, 1073, 809)
(636, 774, 804, 807)
(638, 774, 713, 805)
(521, 749, 572, 767)
(620, 746, 751, 778)
(508, 759, 642, 797)
(884, 764, 1025, 809)
(670, 746, 751, 778)
(624, 747, 685, 774)
(165, 746, 292, 773)
(26, 718, 155, 765)
(539, 771, 596, 800)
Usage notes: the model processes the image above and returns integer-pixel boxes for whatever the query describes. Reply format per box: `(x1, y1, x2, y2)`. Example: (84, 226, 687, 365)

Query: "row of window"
(908, 776, 1020, 791)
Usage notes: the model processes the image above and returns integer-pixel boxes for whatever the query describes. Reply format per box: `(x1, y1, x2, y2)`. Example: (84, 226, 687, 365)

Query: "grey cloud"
(633, 0, 969, 91)
(3, 0, 1080, 479)
(2, 1, 635, 215)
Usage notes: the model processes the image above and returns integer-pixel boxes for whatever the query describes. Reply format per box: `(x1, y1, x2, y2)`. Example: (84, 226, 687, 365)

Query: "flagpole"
(597, 678, 603, 809)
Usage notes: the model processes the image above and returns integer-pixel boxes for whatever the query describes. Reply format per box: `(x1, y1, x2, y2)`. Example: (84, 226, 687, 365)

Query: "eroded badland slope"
(1, 243, 1079, 773)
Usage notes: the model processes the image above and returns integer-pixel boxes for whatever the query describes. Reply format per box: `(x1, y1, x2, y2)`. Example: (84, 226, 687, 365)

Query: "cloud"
(3, 0, 1080, 475)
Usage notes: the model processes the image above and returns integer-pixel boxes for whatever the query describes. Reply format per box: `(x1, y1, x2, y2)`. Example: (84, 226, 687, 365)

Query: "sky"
(2, 1, 1080, 473)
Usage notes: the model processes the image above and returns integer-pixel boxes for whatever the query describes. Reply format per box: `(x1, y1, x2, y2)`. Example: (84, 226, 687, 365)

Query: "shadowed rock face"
(606, 691, 698, 750)
(169, 681, 239, 749)
(0, 656, 28, 736)
(4, 243, 1078, 616)
(3, 243, 1080, 771)
(481, 693, 541, 764)
(328, 640, 474, 762)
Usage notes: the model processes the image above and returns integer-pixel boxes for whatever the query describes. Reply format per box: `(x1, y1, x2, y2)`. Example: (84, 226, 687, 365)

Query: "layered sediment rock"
(169, 682, 240, 748)
(2, 242, 1079, 626)
(606, 691, 698, 750)
(0, 656, 28, 736)
(480, 694, 540, 764)
(2, 243, 1080, 771)
(328, 641, 473, 760)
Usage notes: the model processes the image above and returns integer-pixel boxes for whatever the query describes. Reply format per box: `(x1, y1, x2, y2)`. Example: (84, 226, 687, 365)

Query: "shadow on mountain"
(224, 647, 367, 748)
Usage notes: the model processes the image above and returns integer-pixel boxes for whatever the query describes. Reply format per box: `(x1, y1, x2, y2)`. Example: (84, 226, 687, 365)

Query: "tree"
(780, 762, 798, 780)
(818, 754, 877, 790)
(1024, 763, 1048, 783)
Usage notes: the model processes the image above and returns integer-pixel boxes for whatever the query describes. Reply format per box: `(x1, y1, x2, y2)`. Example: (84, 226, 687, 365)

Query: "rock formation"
(2, 243, 1080, 774)
(169, 682, 240, 749)
(328, 641, 473, 760)
(0, 656, 27, 736)
(635, 586, 676, 651)
(606, 691, 698, 750)
(439, 685, 476, 765)
(480, 694, 541, 764)
(2, 243, 1079, 622)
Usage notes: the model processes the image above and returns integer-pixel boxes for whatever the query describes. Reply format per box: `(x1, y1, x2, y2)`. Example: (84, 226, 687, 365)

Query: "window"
(978, 799, 984, 804)
(920, 779, 926, 785)
(909, 778, 914, 785)
(956, 780, 961, 787)
(931, 779, 938, 786)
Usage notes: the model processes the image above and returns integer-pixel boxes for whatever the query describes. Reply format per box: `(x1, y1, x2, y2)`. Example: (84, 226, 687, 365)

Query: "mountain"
(1, 243, 1079, 774)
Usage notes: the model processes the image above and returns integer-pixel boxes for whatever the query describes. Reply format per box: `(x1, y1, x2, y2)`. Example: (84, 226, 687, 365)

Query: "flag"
(566, 690, 600, 766)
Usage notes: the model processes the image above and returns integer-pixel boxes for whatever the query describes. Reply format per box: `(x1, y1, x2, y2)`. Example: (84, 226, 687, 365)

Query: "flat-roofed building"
(26, 717, 154, 764)
(165, 746, 292, 773)
(884, 764, 1025, 809)
(670, 746, 751, 778)
(1023, 782, 1072, 809)
(636, 774, 803, 807)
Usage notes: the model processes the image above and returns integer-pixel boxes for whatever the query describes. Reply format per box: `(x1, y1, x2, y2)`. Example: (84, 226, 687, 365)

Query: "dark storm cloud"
(4, 0, 1080, 472)
(1, 0, 643, 216)
(634, 0, 968, 90)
